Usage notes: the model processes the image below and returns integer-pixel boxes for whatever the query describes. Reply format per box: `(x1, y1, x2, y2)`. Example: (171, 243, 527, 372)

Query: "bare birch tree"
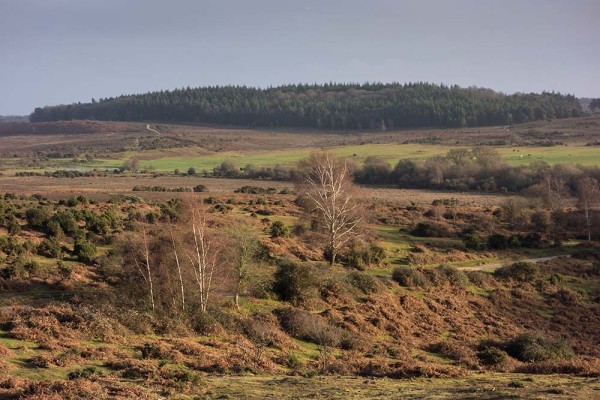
(169, 226, 186, 310)
(577, 177, 599, 242)
(299, 152, 362, 266)
(185, 203, 219, 313)
(227, 225, 260, 309)
(543, 173, 568, 209)
(132, 227, 155, 311)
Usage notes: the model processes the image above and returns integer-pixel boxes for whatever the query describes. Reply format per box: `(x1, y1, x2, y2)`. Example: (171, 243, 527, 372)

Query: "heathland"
(0, 112, 599, 399)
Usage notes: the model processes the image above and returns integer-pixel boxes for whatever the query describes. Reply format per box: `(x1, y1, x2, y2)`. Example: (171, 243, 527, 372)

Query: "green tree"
(270, 221, 289, 238)
(74, 238, 96, 263)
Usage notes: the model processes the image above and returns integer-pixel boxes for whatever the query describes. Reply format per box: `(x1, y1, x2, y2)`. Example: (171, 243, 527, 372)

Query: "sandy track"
(458, 255, 572, 272)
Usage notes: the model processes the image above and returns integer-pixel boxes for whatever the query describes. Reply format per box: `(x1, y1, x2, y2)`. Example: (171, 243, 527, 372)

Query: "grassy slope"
(8, 143, 596, 173)
(2, 115, 599, 173)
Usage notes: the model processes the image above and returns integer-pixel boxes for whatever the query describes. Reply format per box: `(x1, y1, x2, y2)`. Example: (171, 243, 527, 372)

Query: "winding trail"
(457, 254, 572, 272)
(145, 124, 161, 136)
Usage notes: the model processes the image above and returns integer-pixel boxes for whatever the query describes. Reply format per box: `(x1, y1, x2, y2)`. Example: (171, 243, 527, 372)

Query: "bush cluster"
(507, 332, 574, 362)
(273, 259, 318, 306)
(495, 262, 540, 283)
(392, 265, 468, 288)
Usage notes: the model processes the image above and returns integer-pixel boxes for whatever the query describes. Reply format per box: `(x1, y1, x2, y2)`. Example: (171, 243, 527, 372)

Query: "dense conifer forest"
(29, 83, 583, 129)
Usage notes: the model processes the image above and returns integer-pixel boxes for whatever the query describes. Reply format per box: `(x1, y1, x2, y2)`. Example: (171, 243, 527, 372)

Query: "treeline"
(15, 170, 101, 178)
(30, 83, 583, 129)
(354, 148, 600, 195)
(132, 185, 208, 193)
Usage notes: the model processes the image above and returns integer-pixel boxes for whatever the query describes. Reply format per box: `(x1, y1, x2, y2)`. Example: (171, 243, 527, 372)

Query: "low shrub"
(462, 232, 486, 251)
(160, 364, 200, 384)
(495, 262, 540, 283)
(552, 288, 582, 305)
(467, 271, 497, 288)
(432, 265, 469, 287)
(270, 221, 289, 238)
(28, 354, 52, 368)
(242, 318, 278, 349)
(343, 243, 387, 270)
(274, 308, 343, 348)
(507, 332, 574, 362)
(411, 222, 451, 238)
(37, 237, 62, 258)
(73, 238, 97, 263)
(427, 340, 475, 363)
(487, 233, 508, 250)
(346, 271, 380, 294)
(189, 311, 222, 336)
(105, 359, 158, 380)
(521, 232, 542, 248)
(273, 259, 318, 306)
(392, 266, 431, 288)
(67, 366, 103, 380)
(234, 186, 278, 194)
(0, 259, 41, 279)
(514, 358, 600, 376)
(477, 346, 509, 367)
(139, 342, 172, 360)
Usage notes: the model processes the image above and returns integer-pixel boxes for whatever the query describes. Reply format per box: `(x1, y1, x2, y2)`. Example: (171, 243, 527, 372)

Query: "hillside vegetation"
(29, 83, 583, 129)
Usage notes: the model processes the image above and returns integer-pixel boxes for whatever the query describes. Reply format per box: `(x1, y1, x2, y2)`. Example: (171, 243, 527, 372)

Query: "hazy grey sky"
(0, 0, 598, 115)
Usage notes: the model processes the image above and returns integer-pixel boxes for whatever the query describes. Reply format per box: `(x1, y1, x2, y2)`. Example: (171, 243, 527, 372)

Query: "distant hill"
(0, 115, 28, 123)
(30, 82, 583, 130)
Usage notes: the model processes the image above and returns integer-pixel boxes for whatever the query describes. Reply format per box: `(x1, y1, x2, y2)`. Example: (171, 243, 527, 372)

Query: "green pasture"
(134, 143, 600, 171)
(1, 143, 598, 173)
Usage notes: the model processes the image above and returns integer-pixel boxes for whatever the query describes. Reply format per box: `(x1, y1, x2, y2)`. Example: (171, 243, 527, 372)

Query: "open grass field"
(1, 141, 598, 175)
(200, 373, 600, 399)
(46, 143, 600, 172)
(0, 115, 598, 174)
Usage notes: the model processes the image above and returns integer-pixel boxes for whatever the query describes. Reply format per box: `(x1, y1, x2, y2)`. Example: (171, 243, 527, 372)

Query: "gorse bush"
(392, 266, 431, 288)
(392, 265, 468, 288)
(467, 270, 497, 288)
(37, 237, 62, 258)
(270, 221, 289, 238)
(477, 346, 509, 367)
(495, 262, 540, 282)
(507, 332, 574, 362)
(346, 271, 380, 294)
(25, 207, 51, 230)
(462, 231, 486, 251)
(73, 238, 97, 263)
(67, 366, 103, 380)
(411, 222, 451, 238)
(487, 233, 509, 250)
(273, 259, 318, 306)
(433, 265, 469, 287)
(275, 308, 343, 348)
(343, 243, 387, 270)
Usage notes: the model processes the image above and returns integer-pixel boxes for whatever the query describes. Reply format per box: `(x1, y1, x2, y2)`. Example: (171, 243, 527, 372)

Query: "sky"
(0, 0, 598, 115)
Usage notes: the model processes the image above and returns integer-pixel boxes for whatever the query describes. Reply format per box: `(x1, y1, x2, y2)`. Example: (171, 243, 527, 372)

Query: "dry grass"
(0, 174, 517, 206)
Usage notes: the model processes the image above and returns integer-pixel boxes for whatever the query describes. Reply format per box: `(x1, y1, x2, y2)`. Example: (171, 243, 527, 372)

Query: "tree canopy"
(30, 82, 583, 129)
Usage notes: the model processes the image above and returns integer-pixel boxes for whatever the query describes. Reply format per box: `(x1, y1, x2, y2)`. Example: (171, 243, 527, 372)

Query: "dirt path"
(458, 254, 572, 272)
(146, 124, 161, 135)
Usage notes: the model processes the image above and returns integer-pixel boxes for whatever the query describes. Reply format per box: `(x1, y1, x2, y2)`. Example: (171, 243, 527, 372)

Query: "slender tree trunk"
(329, 238, 336, 267)
(170, 228, 185, 310)
(142, 228, 155, 312)
(585, 205, 591, 242)
(234, 290, 240, 310)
